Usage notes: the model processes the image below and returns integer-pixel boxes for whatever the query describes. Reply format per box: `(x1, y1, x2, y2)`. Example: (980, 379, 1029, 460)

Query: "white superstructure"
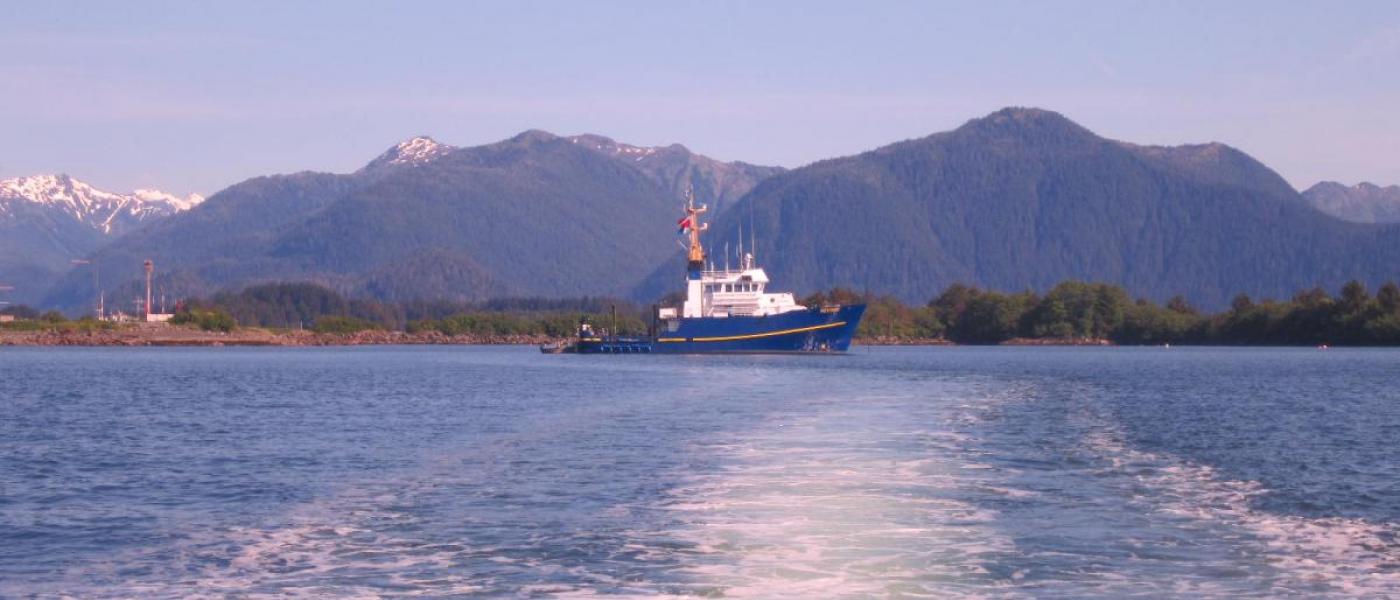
(659, 187, 806, 320)
(685, 252, 806, 318)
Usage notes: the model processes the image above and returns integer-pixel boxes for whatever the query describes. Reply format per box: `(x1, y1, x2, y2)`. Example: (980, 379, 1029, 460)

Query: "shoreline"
(0, 327, 560, 347)
(1, 328, 1347, 348)
(0, 327, 1075, 348)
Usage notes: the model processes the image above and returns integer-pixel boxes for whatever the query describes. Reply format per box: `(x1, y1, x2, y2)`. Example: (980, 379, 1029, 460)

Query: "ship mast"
(680, 188, 711, 319)
(684, 188, 708, 271)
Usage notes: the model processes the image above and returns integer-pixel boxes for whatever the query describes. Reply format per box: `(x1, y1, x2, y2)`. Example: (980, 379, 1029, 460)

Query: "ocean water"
(1, 346, 1397, 598)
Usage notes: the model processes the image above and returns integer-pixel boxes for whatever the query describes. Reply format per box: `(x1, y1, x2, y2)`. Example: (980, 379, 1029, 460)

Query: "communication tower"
(143, 260, 154, 321)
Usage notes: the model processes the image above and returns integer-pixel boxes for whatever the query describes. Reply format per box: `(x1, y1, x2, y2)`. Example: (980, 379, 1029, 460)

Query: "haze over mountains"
(18, 107, 1400, 314)
(1302, 182, 1400, 223)
(0, 175, 202, 305)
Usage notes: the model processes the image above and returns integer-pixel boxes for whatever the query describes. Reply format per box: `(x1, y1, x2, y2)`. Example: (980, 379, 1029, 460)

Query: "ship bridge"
(659, 253, 805, 319)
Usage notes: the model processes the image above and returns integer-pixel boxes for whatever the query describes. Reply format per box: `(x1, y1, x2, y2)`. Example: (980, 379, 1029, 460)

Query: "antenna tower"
(143, 260, 154, 321)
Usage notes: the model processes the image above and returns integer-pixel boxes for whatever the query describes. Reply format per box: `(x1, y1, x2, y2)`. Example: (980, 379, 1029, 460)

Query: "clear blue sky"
(3, 1, 1398, 196)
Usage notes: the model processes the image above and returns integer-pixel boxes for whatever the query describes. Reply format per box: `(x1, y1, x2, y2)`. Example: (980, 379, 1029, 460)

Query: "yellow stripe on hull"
(657, 321, 847, 343)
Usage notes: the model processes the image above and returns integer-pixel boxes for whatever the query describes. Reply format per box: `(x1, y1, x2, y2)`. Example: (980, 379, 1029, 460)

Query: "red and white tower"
(143, 259, 154, 321)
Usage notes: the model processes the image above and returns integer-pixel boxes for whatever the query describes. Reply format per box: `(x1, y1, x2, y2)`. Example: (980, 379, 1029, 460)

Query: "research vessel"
(551, 192, 865, 354)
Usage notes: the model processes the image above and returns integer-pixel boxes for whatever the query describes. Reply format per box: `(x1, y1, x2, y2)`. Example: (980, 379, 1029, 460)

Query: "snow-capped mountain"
(0, 174, 203, 306)
(0, 174, 204, 234)
(360, 136, 457, 173)
(566, 133, 784, 212)
(567, 134, 663, 162)
(1303, 181, 1400, 223)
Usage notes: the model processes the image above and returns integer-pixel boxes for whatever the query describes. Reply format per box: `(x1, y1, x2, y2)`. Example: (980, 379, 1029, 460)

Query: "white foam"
(35, 370, 1397, 598)
(1080, 420, 1400, 595)
(157, 517, 484, 598)
(647, 384, 1022, 598)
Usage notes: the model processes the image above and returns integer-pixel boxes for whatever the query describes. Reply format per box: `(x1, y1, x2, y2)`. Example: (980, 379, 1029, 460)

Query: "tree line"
(809, 279, 1400, 345)
(8, 279, 1400, 345)
(186, 279, 1400, 344)
(176, 282, 650, 336)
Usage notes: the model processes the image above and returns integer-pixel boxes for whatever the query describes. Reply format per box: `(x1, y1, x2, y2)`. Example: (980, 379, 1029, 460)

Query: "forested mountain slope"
(43, 132, 778, 311)
(639, 108, 1400, 309)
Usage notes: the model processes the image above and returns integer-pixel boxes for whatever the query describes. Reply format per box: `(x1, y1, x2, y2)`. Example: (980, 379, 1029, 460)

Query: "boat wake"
(23, 360, 1398, 598)
(644, 381, 1028, 598)
(1079, 422, 1400, 596)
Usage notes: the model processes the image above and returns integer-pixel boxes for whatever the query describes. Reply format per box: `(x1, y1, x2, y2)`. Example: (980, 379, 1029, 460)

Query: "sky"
(2, 1, 1398, 196)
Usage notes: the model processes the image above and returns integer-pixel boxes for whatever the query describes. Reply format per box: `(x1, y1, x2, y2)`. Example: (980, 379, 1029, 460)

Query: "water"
(1, 346, 1398, 598)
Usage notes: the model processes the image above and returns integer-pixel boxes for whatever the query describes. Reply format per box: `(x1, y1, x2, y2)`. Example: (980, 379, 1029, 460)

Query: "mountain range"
(639, 108, 1399, 308)
(40, 132, 776, 311)
(566, 134, 783, 213)
(1302, 182, 1400, 223)
(21, 108, 1400, 313)
(0, 175, 202, 305)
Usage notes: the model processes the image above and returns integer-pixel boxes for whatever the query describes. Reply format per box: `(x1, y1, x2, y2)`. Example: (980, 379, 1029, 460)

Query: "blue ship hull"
(570, 304, 865, 354)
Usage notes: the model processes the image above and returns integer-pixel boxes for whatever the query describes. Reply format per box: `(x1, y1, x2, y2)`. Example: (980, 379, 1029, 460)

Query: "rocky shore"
(856, 336, 955, 346)
(0, 326, 560, 347)
(1001, 337, 1112, 346)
